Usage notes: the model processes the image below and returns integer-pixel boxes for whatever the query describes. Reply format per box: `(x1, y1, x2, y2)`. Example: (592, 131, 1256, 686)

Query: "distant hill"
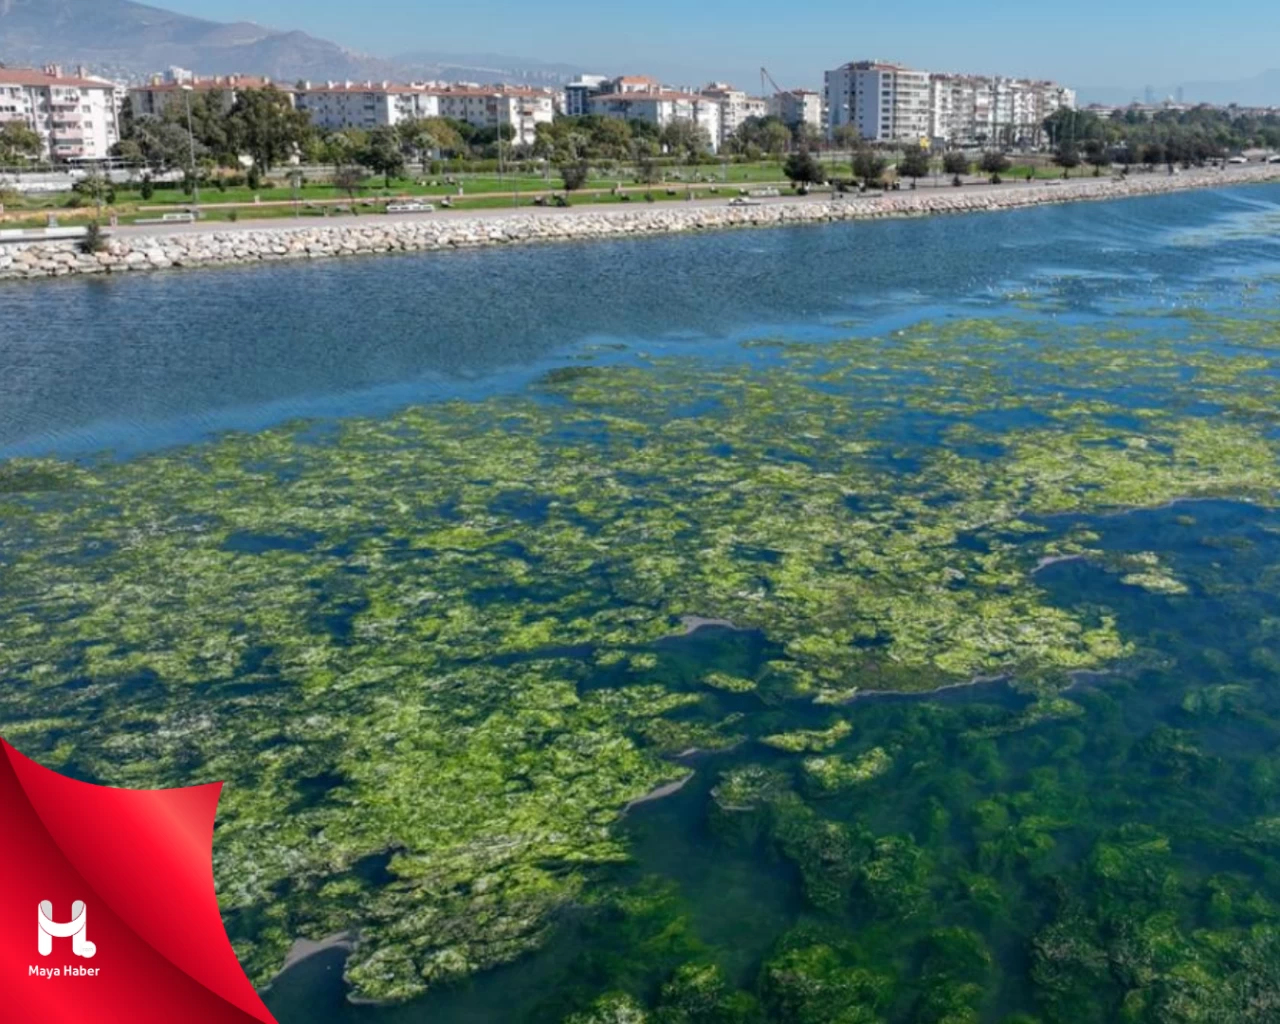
(0, 0, 583, 85)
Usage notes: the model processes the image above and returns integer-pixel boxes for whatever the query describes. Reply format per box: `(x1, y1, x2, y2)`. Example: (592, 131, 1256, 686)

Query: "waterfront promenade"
(2, 165, 1277, 281)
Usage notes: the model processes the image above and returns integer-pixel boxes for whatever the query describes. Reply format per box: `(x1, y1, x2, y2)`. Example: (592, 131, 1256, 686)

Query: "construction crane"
(760, 66, 786, 108)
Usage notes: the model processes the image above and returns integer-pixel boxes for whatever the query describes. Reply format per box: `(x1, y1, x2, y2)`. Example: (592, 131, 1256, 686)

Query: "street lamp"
(180, 84, 199, 215)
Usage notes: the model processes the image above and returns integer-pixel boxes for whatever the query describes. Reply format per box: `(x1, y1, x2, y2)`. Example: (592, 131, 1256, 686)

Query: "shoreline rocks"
(2, 168, 1277, 282)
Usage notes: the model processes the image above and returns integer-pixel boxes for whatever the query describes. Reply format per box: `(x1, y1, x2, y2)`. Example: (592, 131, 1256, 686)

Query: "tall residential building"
(929, 75, 1075, 147)
(587, 90, 722, 151)
(0, 64, 121, 163)
(768, 89, 823, 132)
(824, 61, 931, 143)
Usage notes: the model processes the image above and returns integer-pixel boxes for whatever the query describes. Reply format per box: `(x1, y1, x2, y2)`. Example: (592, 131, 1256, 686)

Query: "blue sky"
(158, 0, 1280, 96)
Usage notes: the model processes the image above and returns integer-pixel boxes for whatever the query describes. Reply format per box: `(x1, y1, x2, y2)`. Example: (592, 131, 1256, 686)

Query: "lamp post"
(181, 84, 199, 215)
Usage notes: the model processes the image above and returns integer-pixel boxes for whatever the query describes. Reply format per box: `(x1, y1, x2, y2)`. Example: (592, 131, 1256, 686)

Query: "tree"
(760, 120, 792, 157)
(129, 117, 204, 171)
(979, 150, 1011, 182)
(398, 118, 463, 172)
(942, 151, 970, 176)
(559, 158, 589, 192)
(634, 144, 660, 198)
(357, 126, 406, 186)
(1054, 141, 1081, 178)
(1084, 139, 1111, 176)
(226, 87, 312, 172)
(832, 124, 861, 151)
(660, 119, 711, 161)
(332, 166, 364, 199)
(898, 145, 932, 183)
(783, 148, 824, 186)
(321, 131, 359, 172)
(0, 121, 42, 164)
(852, 146, 887, 188)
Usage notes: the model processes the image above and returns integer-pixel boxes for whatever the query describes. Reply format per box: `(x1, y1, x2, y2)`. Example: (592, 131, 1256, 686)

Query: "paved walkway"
(105, 173, 1170, 240)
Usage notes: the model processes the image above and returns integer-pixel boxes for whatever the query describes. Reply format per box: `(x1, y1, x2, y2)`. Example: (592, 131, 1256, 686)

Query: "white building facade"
(431, 87, 554, 146)
(700, 83, 768, 149)
(929, 74, 1076, 147)
(294, 83, 437, 131)
(0, 65, 121, 163)
(824, 61, 931, 144)
(769, 89, 823, 132)
(587, 90, 722, 151)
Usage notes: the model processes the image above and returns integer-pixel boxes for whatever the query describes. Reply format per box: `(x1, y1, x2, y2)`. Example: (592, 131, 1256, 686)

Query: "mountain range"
(0, 0, 589, 85)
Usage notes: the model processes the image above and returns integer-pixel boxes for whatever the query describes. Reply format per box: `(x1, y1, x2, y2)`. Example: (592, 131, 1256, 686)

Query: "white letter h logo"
(37, 900, 97, 958)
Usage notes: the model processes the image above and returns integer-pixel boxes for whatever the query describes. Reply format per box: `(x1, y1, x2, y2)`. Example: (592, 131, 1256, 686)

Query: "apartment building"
(768, 89, 823, 132)
(824, 61, 931, 144)
(431, 86, 554, 146)
(129, 74, 278, 117)
(699, 83, 774, 148)
(294, 82, 437, 130)
(563, 75, 608, 116)
(0, 65, 121, 163)
(587, 89, 723, 151)
(929, 74, 1076, 147)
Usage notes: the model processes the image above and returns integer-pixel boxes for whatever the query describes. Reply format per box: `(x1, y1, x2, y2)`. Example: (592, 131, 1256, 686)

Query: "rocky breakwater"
(2, 166, 1277, 282)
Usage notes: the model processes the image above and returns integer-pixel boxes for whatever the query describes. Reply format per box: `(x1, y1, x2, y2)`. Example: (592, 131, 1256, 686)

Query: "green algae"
(5, 290, 1280, 1009)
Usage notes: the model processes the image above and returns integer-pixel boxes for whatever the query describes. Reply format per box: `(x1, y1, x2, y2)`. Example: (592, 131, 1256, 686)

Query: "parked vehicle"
(728, 197, 762, 207)
(1267, 155, 1280, 164)
(386, 201, 435, 214)
(1227, 156, 1248, 165)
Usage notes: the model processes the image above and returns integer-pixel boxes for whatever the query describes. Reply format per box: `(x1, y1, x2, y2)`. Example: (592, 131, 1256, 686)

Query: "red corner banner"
(0, 738, 277, 1023)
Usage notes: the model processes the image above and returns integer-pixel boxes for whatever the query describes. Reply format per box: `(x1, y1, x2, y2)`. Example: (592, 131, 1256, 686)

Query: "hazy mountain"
(0, 0, 582, 85)
(393, 50, 588, 87)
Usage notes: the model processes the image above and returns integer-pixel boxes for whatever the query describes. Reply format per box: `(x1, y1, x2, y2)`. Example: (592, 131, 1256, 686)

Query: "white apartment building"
(587, 90, 722, 151)
(824, 61, 931, 144)
(700, 83, 769, 148)
(769, 89, 823, 132)
(929, 74, 1076, 147)
(295, 83, 438, 130)
(430, 86, 554, 146)
(563, 75, 608, 116)
(0, 65, 121, 163)
(743, 96, 769, 121)
(129, 74, 279, 117)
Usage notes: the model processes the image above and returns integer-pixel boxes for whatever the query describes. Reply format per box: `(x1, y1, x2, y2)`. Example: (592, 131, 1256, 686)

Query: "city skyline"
(151, 0, 1280, 99)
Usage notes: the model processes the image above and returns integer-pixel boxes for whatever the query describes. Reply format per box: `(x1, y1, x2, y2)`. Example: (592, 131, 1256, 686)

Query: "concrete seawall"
(2, 168, 1277, 281)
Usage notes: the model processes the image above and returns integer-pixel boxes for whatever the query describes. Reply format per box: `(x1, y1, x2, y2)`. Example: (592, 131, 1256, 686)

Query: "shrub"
(140, 176, 154, 200)
(227, 208, 239, 222)
(79, 221, 106, 254)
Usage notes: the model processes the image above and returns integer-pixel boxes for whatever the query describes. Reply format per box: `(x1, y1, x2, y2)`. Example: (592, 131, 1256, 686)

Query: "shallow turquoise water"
(5, 185, 1280, 1023)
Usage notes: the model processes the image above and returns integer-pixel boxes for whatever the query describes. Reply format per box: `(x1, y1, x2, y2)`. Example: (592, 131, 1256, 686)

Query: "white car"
(386, 201, 435, 213)
(1268, 155, 1280, 164)
(728, 197, 762, 207)
(1226, 156, 1248, 165)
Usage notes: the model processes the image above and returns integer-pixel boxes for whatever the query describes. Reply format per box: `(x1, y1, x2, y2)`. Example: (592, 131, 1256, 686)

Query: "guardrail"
(0, 226, 93, 244)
